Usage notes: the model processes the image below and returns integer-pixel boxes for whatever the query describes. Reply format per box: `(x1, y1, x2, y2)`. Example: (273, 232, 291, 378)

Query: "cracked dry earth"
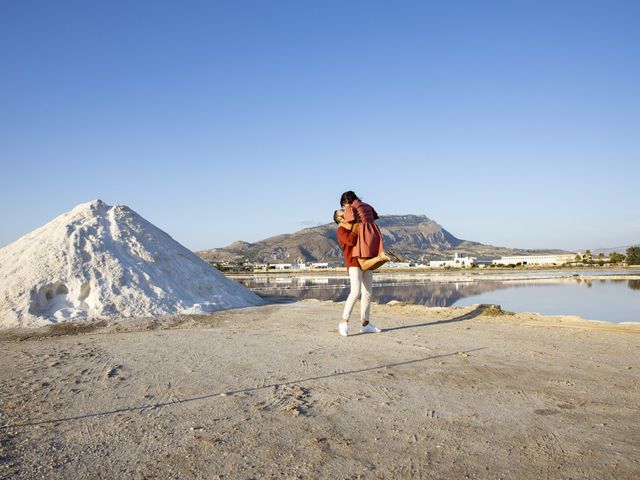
(1, 301, 639, 479)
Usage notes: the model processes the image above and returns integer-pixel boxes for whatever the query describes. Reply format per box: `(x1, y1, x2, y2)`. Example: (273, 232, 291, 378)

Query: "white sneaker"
(360, 323, 382, 334)
(338, 322, 349, 337)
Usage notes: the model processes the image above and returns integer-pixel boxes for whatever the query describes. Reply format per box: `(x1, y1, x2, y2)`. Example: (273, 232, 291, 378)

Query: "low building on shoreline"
(252, 262, 332, 271)
(492, 254, 576, 266)
(272, 263, 293, 270)
(429, 252, 477, 268)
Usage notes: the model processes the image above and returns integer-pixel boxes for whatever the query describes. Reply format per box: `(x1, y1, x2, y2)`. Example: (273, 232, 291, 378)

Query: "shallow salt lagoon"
(452, 279, 640, 323)
(235, 271, 640, 324)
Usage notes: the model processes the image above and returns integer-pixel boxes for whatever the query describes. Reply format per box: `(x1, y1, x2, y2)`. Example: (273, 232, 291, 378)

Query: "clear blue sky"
(1, 1, 639, 252)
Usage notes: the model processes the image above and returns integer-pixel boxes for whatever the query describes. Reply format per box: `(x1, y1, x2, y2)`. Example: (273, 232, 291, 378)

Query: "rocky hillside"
(198, 214, 566, 264)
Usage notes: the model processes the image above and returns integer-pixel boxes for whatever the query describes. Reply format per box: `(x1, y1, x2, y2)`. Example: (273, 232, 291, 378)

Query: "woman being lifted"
(339, 190, 401, 270)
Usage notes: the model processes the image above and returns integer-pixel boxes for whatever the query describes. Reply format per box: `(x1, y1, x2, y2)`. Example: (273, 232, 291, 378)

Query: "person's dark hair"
(333, 210, 342, 224)
(340, 191, 359, 206)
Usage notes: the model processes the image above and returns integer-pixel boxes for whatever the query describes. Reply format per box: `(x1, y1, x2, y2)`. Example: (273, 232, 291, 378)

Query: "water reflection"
(235, 274, 640, 323)
(238, 276, 517, 307)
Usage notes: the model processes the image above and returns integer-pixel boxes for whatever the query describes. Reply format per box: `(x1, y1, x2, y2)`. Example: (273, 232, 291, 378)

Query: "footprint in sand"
(105, 364, 125, 380)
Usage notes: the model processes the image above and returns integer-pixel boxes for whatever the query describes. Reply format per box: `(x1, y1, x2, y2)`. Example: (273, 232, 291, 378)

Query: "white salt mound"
(0, 200, 263, 328)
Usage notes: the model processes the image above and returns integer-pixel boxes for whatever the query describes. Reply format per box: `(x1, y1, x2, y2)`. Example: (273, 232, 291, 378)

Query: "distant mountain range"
(198, 214, 568, 264)
(591, 245, 638, 255)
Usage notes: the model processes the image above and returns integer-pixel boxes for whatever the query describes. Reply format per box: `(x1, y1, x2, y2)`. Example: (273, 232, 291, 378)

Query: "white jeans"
(342, 267, 373, 323)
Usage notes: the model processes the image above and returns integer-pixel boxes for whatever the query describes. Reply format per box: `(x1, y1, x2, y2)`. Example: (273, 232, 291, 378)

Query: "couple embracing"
(333, 190, 401, 337)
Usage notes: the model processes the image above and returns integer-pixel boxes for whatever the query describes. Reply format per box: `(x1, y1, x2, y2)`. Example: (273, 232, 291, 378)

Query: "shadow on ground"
(373, 304, 491, 334)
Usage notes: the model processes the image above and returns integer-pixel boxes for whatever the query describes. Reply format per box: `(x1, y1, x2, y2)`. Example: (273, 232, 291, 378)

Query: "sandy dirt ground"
(1, 301, 639, 479)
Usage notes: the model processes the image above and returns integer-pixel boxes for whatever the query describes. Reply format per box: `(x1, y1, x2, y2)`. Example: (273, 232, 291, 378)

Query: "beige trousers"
(342, 267, 373, 323)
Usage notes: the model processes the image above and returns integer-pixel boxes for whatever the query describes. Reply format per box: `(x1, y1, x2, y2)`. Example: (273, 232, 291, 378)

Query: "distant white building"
(310, 262, 329, 269)
(492, 254, 575, 266)
(386, 262, 412, 268)
(430, 252, 477, 268)
(272, 263, 293, 270)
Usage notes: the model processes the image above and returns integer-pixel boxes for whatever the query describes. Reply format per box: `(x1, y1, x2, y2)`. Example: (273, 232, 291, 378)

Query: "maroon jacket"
(342, 199, 382, 258)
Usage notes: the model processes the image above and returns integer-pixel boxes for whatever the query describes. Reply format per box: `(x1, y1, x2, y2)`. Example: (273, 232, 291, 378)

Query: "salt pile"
(0, 200, 263, 328)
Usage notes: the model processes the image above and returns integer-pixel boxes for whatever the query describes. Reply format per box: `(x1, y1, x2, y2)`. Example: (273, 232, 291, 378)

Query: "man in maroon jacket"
(334, 209, 386, 337)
